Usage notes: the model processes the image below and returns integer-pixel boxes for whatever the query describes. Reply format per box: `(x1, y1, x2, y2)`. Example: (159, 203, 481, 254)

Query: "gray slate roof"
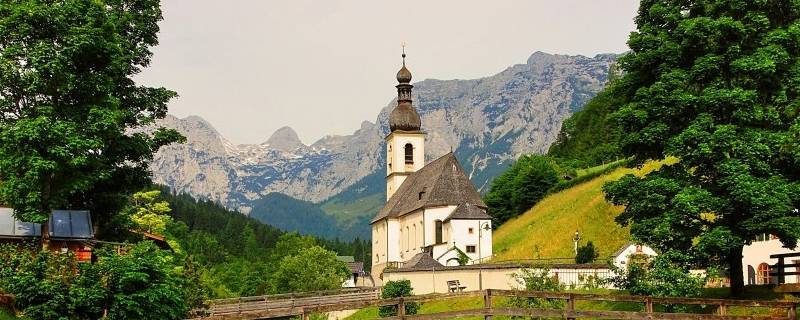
(404, 252, 444, 269)
(372, 153, 486, 223)
(445, 203, 491, 221)
(346, 262, 364, 274)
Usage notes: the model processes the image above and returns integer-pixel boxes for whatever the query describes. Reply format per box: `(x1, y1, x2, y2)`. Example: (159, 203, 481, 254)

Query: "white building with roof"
(371, 52, 493, 279)
(743, 233, 800, 285)
(610, 242, 657, 270)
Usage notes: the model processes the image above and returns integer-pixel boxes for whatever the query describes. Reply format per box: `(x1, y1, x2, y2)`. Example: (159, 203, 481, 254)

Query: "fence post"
(398, 297, 406, 319)
(237, 297, 242, 315)
(566, 293, 576, 320)
(778, 257, 786, 284)
(718, 302, 727, 316)
(789, 304, 797, 320)
(484, 289, 493, 320)
(302, 308, 310, 320)
(645, 297, 653, 315)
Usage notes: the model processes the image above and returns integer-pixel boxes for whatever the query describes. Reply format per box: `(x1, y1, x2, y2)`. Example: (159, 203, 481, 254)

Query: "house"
(337, 256, 369, 287)
(743, 233, 800, 285)
(0, 207, 95, 262)
(611, 242, 657, 270)
(371, 52, 493, 280)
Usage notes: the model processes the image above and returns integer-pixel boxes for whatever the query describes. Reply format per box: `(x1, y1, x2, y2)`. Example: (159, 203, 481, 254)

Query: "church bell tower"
(386, 49, 425, 200)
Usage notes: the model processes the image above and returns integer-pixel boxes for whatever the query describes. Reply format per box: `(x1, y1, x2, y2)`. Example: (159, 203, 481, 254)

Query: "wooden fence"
(190, 287, 380, 319)
(772, 252, 800, 284)
(190, 288, 797, 320)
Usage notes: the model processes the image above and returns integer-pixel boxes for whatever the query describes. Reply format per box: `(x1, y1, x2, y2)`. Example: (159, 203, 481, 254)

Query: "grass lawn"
(491, 167, 633, 261)
(491, 158, 678, 262)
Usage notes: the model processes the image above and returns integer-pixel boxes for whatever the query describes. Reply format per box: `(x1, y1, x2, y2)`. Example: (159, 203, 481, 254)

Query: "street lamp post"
(478, 222, 491, 264)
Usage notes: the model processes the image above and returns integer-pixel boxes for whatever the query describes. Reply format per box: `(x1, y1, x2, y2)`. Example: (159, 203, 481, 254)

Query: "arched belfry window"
(404, 143, 414, 164)
(435, 220, 443, 244)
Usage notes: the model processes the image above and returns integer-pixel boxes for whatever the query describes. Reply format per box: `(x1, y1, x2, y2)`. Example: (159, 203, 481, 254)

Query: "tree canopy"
(604, 0, 800, 295)
(484, 155, 563, 226)
(0, 0, 183, 224)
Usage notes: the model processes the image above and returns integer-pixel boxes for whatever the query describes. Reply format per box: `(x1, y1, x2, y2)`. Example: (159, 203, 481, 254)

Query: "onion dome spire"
(396, 48, 412, 83)
(389, 45, 421, 132)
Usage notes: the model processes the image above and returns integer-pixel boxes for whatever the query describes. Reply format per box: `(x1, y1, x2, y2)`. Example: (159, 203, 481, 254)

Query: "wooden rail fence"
(190, 288, 798, 320)
(771, 252, 800, 284)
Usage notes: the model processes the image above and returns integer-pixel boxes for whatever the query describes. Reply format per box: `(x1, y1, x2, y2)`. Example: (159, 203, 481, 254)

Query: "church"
(371, 52, 493, 278)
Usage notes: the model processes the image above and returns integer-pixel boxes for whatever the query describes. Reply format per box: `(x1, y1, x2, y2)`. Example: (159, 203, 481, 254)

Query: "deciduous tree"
(604, 0, 800, 295)
(0, 0, 183, 229)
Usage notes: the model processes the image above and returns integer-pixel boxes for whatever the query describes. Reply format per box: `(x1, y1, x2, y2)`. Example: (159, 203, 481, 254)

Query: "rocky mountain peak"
(265, 126, 304, 151)
(149, 51, 619, 239)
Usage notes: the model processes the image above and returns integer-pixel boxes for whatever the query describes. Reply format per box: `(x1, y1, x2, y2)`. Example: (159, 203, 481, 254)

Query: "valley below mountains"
(149, 51, 619, 239)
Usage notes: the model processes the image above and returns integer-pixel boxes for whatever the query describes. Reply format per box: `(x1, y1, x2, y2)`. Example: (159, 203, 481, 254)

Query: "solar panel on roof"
(49, 210, 93, 239)
(15, 221, 41, 236)
(0, 208, 42, 237)
(0, 208, 15, 236)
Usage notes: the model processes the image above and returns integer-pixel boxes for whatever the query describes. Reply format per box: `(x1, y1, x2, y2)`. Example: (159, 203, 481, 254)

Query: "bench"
(447, 280, 467, 293)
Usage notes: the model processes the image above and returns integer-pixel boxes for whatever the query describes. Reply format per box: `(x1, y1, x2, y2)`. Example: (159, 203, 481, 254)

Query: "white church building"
(371, 53, 493, 278)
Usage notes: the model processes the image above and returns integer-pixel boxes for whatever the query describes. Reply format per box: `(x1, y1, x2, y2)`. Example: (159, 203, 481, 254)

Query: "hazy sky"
(136, 0, 640, 145)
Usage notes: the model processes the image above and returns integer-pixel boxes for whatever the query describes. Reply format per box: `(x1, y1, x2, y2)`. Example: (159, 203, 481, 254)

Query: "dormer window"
(404, 143, 414, 164)
(418, 187, 427, 200)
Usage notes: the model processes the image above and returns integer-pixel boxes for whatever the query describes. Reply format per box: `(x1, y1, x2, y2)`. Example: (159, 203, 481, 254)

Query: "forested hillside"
(162, 189, 371, 297)
(548, 88, 624, 168)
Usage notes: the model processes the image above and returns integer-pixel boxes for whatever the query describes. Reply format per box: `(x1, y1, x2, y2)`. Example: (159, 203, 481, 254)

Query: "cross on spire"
(401, 41, 407, 65)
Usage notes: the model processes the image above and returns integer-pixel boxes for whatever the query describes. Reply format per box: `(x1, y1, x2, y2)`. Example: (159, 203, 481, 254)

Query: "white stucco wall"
(612, 244, 657, 269)
(386, 219, 401, 262)
(372, 222, 385, 265)
(423, 206, 455, 247)
(385, 132, 425, 200)
(449, 219, 492, 263)
(384, 265, 613, 294)
(398, 210, 424, 261)
(743, 237, 800, 285)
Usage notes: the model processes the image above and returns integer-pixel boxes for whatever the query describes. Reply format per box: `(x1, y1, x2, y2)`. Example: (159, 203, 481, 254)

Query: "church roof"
(404, 252, 444, 269)
(389, 102, 421, 132)
(372, 152, 486, 223)
(444, 203, 492, 221)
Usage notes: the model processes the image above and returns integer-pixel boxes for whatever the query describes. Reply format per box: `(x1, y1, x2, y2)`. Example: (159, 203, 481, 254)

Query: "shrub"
(508, 266, 565, 313)
(0, 242, 192, 320)
(270, 246, 350, 294)
(575, 241, 600, 264)
(379, 280, 419, 317)
(608, 251, 705, 311)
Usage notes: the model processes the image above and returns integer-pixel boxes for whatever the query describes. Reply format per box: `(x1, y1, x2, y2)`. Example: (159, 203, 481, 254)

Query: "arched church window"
(400, 228, 404, 250)
(406, 226, 410, 251)
(387, 145, 392, 170)
(435, 220, 443, 244)
(412, 224, 417, 250)
(404, 143, 414, 164)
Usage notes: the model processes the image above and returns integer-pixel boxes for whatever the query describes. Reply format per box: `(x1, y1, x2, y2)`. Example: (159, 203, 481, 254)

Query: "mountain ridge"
(149, 51, 620, 239)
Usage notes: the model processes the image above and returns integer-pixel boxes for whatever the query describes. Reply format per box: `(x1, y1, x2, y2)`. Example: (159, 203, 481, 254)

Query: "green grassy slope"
(491, 167, 633, 261)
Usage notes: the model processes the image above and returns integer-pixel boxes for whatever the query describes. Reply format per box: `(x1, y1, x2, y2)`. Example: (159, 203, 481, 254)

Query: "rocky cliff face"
(149, 51, 617, 225)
